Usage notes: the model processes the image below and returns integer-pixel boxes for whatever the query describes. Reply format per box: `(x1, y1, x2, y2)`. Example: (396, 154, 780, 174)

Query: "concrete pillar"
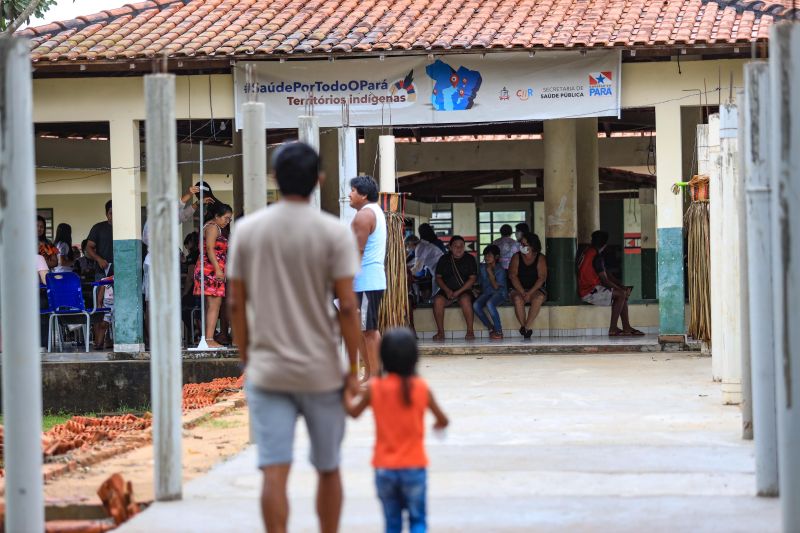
(144, 73, 183, 501)
(298, 116, 321, 209)
(719, 102, 742, 405)
(231, 129, 244, 217)
(708, 114, 723, 382)
(639, 188, 657, 300)
(109, 118, 144, 352)
(543, 119, 578, 305)
(179, 143, 194, 240)
(243, 102, 267, 216)
(576, 118, 599, 247)
(379, 135, 397, 193)
(339, 127, 358, 225)
(654, 103, 685, 340)
(736, 90, 753, 437)
(769, 21, 800, 529)
(743, 61, 779, 496)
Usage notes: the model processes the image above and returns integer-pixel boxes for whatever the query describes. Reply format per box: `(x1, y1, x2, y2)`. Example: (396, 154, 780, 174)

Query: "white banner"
(234, 51, 621, 129)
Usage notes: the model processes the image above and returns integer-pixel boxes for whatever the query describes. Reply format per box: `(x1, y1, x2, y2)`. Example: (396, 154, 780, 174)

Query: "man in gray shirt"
(228, 142, 361, 533)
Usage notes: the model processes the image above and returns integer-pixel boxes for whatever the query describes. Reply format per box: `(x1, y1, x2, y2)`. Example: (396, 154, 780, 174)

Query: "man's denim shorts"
(245, 380, 346, 472)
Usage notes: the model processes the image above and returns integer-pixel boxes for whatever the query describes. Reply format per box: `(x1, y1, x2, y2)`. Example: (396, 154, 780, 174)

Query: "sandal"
(523, 328, 533, 340)
(609, 328, 624, 337)
(432, 332, 446, 342)
(489, 331, 504, 340)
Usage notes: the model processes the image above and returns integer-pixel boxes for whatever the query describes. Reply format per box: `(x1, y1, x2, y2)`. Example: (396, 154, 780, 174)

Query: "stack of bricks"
(42, 414, 152, 458)
(182, 376, 243, 410)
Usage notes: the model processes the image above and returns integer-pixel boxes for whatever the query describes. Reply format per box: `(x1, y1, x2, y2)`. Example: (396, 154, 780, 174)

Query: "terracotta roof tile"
(17, 0, 786, 63)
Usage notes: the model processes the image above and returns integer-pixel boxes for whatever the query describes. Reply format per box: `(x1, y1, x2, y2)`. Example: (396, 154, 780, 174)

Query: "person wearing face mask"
(514, 222, 530, 243)
(577, 230, 644, 337)
(509, 232, 547, 339)
(432, 235, 478, 341)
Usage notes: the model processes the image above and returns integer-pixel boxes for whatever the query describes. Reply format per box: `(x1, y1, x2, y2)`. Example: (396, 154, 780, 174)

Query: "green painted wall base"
(641, 248, 657, 300)
(113, 239, 144, 350)
(657, 228, 684, 335)
(623, 254, 643, 301)
(546, 237, 578, 305)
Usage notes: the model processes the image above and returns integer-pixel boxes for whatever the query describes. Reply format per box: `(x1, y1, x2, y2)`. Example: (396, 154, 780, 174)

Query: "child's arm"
(428, 389, 449, 429)
(343, 385, 371, 418)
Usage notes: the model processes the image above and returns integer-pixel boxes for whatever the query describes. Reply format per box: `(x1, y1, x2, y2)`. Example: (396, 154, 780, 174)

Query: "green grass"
(201, 417, 244, 430)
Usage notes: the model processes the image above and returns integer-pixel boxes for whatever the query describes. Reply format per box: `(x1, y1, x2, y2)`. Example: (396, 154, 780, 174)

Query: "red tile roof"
(17, 0, 787, 64)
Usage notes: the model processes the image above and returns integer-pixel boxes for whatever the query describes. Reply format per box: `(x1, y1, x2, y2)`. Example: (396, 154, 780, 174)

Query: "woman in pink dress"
(194, 203, 233, 348)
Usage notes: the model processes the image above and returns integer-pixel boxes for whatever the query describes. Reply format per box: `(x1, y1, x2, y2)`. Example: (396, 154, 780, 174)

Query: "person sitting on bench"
(432, 236, 477, 341)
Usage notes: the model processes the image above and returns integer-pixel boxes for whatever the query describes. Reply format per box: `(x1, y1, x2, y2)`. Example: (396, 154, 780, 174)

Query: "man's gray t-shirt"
(228, 201, 359, 393)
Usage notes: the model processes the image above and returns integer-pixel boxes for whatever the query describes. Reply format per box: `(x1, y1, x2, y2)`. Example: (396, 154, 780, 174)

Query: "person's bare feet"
(464, 331, 475, 341)
(206, 340, 224, 348)
(432, 332, 445, 342)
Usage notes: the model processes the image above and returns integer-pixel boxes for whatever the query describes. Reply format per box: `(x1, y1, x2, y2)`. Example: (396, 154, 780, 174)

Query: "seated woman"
(432, 235, 477, 341)
(473, 244, 508, 340)
(509, 232, 547, 339)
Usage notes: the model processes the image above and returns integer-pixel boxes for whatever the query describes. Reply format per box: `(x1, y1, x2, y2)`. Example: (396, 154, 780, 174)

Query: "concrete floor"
(119, 353, 780, 532)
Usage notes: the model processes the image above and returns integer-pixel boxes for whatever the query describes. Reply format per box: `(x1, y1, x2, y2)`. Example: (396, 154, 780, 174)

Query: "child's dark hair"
(380, 328, 419, 406)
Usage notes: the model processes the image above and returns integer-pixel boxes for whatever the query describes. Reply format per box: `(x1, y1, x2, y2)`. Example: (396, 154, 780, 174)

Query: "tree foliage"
(1, 0, 58, 31)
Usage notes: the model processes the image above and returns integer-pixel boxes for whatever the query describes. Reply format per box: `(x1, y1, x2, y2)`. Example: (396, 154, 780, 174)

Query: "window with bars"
(430, 204, 453, 236)
(478, 210, 527, 249)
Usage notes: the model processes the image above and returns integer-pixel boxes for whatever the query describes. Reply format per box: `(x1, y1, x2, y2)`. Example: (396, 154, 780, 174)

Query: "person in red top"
(345, 328, 449, 533)
(577, 230, 644, 337)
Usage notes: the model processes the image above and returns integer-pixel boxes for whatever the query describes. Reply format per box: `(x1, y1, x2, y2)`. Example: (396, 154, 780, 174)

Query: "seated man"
(432, 235, 477, 341)
(577, 230, 644, 337)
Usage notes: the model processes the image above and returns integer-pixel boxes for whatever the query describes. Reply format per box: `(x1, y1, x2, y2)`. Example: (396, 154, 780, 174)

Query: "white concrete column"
(769, 21, 800, 528)
(719, 102, 742, 405)
(654, 103, 686, 338)
(109, 117, 144, 352)
(736, 89, 753, 439)
(576, 118, 599, 246)
(379, 135, 396, 193)
(0, 37, 45, 533)
(708, 114, 723, 382)
(743, 61, 778, 496)
(145, 73, 183, 501)
(298, 116, 321, 209)
(338, 127, 358, 225)
(242, 102, 267, 215)
(543, 119, 578, 305)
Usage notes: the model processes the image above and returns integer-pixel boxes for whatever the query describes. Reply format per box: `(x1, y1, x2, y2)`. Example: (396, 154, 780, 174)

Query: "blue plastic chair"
(44, 272, 110, 352)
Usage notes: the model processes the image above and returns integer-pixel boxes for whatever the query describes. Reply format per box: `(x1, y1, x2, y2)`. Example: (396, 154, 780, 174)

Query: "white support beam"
(242, 102, 267, 215)
(145, 73, 183, 501)
(379, 135, 396, 193)
(708, 114, 723, 382)
(769, 22, 800, 529)
(338, 127, 358, 225)
(743, 61, 779, 497)
(298, 116, 321, 209)
(0, 37, 45, 533)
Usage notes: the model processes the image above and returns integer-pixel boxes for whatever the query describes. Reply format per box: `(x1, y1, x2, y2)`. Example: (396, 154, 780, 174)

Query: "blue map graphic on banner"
(425, 60, 482, 111)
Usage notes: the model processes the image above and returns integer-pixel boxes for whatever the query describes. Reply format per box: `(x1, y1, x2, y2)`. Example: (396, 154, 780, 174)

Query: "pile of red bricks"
(42, 414, 152, 458)
(182, 375, 244, 410)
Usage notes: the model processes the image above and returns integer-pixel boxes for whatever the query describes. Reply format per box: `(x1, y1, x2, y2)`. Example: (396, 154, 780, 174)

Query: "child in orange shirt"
(345, 328, 449, 533)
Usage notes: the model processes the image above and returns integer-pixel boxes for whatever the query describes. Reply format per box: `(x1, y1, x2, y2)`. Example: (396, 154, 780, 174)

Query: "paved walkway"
(120, 353, 780, 532)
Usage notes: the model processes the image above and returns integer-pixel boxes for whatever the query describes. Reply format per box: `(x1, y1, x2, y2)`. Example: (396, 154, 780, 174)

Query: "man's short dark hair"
(105, 200, 112, 214)
(591, 230, 609, 248)
(499, 224, 513, 237)
(483, 244, 501, 258)
(515, 222, 530, 233)
(272, 141, 319, 197)
(449, 235, 465, 245)
(350, 175, 379, 202)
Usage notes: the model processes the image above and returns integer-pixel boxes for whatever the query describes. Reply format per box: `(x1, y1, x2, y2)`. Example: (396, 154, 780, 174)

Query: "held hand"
(97, 258, 109, 271)
(433, 415, 449, 430)
(445, 289, 455, 300)
(203, 197, 215, 205)
(345, 373, 360, 399)
(214, 268, 224, 280)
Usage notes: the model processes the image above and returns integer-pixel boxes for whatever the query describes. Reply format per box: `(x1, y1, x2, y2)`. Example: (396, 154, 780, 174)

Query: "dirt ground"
(43, 405, 251, 507)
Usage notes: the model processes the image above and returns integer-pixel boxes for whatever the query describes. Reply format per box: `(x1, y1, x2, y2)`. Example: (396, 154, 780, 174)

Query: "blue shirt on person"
(478, 263, 508, 300)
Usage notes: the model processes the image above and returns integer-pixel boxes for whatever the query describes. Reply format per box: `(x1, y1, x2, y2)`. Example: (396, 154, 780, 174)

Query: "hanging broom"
(378, 193, 409, 332)
(678, 174, 712, 342)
